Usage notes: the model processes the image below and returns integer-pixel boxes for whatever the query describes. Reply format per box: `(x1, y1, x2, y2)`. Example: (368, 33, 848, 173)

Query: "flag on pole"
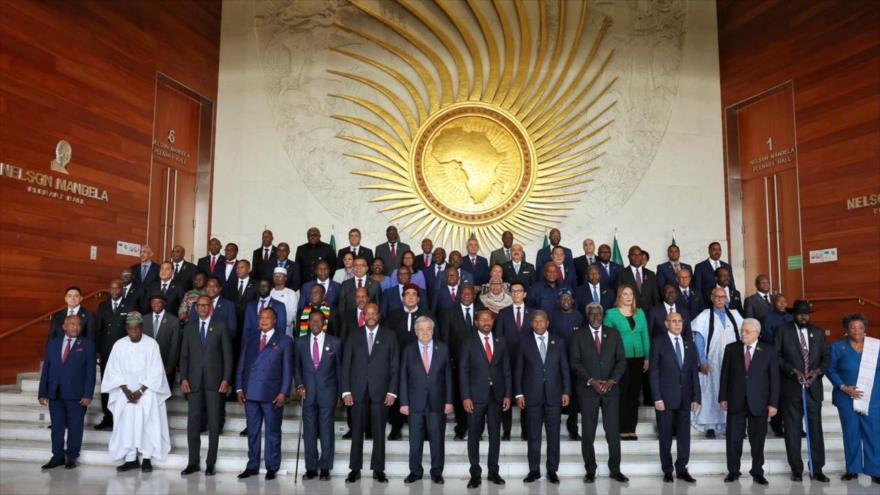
(329, 226, 336, 252)
(612, 235, 624, 266)
(542, 231, 550, 249)
(671, 229, 677, 247)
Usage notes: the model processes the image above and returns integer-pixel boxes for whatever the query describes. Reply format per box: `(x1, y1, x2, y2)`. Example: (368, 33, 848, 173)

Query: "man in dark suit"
(338, 257, 381, 315)
(131, 245, 159, 289)
(431, 267, 462, 318)
(217, 242, 241, 286)
(570, 303, 628, 483)
(225, 260, 258, 332)
(143, 294, 181, 391)
(648, 285, 693, 340)
(338, 228, 374, 267)
(674, 268, 705, 317)
(693, 241, 736, 297)
(460, 309, 511, 488)
(656, 244, 693, 291)
(493, 281, 532, 440)
(380, 266, 427, 316)
(649, 312, 701, 483)
(535, 228, 573, 270)
(704, 267, 743, 313)
(501, 244, 535, 291)
(775, 300, 830, 482)
(529, 262, 563, 313)
(295, 227, 337, 281)
(421, 247, 446, 300)
(294, 312, 343, 481)
(235, 307, 293, 480)
(575, 265, 615, 315)
(514, 310, 571, 484)
(572, 238, 597, 287)
(143, 262, 183, 315)
(179, 296, 233, 476)
(489, 230, 516, 268)
(170, 244, 198, 292)
(299, 261, 342, 310)
(386, 284, 429, 440)
(440, 284, 479, 439)
(413, 238, 434, 273)
(120, 268, 142, 310)
(261, 242, 301, 291)
(188, 276, 237, 341)
(242, 280, 287, 340)
(399, 316, 453, 485)
(38, 315, 96, 470)
(720, 318, 779, 485)
(374, 225, 410, 275)
(595, 244, 623, 291)
(338, 287, 369, 345)
(542, 246, 577, 289)
(196, 238, 226, 280)
(462, 238, 490, 286)
(50, 286, 96, 342)
(743, 274, 773, 322)
(251, 229, 276, 281)
(340, 303, 399, 483)
(617, 245, 660, 310)
(94, 281, 129, 430)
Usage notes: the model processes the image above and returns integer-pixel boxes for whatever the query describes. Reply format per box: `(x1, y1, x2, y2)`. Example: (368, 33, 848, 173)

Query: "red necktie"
(210, 255, 216, 273)
(62, 338, 73, 363)
(422, 345, 430, 374)
(484, 336, 493, 363)
(425, 257, 430, 268)
(263, 247, 269, 261)
(390, 244, 397, 263)
(450, 287, 456, 302)
(357, 310, 365, 327)
(260, 333, 267, 351)
(745, 345, 752, 371)
(515, 307, 522, 330)
(558, 265, 565, 281)
(635, 268, 643, 289)
(357, 278, 363, 288)
(594, 331, 601, 354)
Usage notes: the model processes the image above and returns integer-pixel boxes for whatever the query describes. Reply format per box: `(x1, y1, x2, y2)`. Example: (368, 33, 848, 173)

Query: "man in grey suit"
(374, 225, 410, 275)
(338, 257, 381, 314)
(179, 296, 233, 476)
(743, 274, 773, 322)
(143, 294, 181, 390)
(489, 230, 516, 268)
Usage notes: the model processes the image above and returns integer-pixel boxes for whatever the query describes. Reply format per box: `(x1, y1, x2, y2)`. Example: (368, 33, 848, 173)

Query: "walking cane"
(294, 402, 303, 484)
(801, 383, 814, 478)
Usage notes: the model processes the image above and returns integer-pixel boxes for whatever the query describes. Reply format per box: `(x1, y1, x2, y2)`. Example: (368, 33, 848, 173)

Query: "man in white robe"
(270, 267, 299, 336)
(101, 311, 171, 472)
(692, 288, 743, 438)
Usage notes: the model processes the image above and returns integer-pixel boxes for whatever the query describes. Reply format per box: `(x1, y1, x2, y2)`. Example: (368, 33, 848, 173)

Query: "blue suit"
(421, 263, 445, 301)
(38, 336, 96, 462)
(294, 333, 342, 471)
(298, 280, 341, 310)
(535, 245, 573, 273)
(380, 285, 427, 317)
(827, 339, 880, 476)
(656, 261, 693, 291)
(236, 330, 293, 472)
(595, 261, 623, 291)
(242, 299, 287, 341)
(461, 255, 490, 286)
(431, 283, 462, 317)
(189, 297, 238, 339)
(574, 283, 615, 314)
(529, 282, 563, 313)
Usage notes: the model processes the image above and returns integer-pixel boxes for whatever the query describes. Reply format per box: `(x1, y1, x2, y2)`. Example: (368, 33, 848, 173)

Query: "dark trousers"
(245, 400, 283, 471)
(408, 410, 446, 477)
(98, 360, 112, 422)
(565, 386, 580, 434)
(349, 392, 388, 471)
(726, 411, 768, 476)
(451, 368, 467, 436)
(48, 399, 86, 461)
(187, 389, 224, 468)
(502, 406, 527, 438)
(619, 358, 644, 434)
(657, 406, 691, 474)
(525, 404, 561, 473)
(302, 401, 335, 471)
(580, 392, 621, 475)
(468, 400, 502, 477)
(782, 393, 825, 474)
(389, 397, 405, 434)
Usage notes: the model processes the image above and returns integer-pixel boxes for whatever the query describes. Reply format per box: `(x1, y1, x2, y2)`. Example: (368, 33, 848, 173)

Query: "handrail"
(0, 289, 107, 341)
(807, 295, 880, 309)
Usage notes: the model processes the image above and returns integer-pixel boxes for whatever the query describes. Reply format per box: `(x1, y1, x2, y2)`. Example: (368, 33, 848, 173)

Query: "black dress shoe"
(663, 473, 674, 482)
(303, 470, 319, 480)
(724, 473, 740, 482)
(388, 430, 402, 440)
(677, 471, 696, 483)
(523, 471, 541, 483)
(611, 472, 629, 483)
(342, 430, 352, 439)
(117, 460, 140, 472)
(200, 425, 208, 433)
(520, 433, 528, 441)
(237, 468, 258, 479)
(319, 469, 330, 480)
(454, 433, 466, 441)
(583, 472, 596, 483)
(811, 472, 830, 483)
(488, 472, 505, 485)
(41, 458, 65, 470)
(141, 459, 152, 473)
(181, 465, 200, 475)
(265, 470, 276, 480)
(752, 474, 769, 485)
(547, 472, 559, 484)
(569, 431, 581, 441)
(239, 428, 248, 437)
(94, 420, 113, 431)
(64, 461, 77, 470)
(790, 472, 802, 482)
(431, 474, 444, 484)
(404, 473, 422, 484)
(872, 476, 880, 484)
(502, 433, 511, 441)
(705, 429, 716, 439)
(205, 466, 216, 476)
(467, 477, 481, 488)
(373, 470, 388, 483)
(345, 470, 361, 483)
(841, 472, 858, 481)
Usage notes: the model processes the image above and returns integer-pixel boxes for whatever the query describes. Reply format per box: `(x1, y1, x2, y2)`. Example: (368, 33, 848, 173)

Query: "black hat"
(792, 300, 813, 315)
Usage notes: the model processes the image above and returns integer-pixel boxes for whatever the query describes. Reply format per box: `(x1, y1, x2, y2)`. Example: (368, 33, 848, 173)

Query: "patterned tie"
(199, 321, 207, 349)
(673, 262, 680, 273)
(744, 345, 752, 371)
(594, 331, 601, 354)
(260, 332, 267, 351)
(484, 336, 493, 363)
(675, 337, 683, 368)
(539, 336, 547, 363)
(62, 338, 73, 363)
(798, 327, 810, 373)
(422, 344, 430, 373)
(312, 336, 320, 369)
(515, 306, 522, 330)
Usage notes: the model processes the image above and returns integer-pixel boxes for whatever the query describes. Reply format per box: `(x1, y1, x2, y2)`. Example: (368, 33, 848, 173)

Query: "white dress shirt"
(310, 331, 326, 361)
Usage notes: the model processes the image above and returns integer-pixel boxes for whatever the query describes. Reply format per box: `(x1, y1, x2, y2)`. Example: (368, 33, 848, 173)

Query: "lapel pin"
(324, 346, 330, 351)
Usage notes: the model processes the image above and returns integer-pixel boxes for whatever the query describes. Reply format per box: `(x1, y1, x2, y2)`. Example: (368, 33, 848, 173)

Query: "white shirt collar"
(153, 310, 165, 320)
(667, 331, 683, 347)
(199, 316, 211, 327)
(260, 329, 275, 342)
(533, 331, 548, 345)
(478, 331, 494, 351)
(68, 305, 81, 314)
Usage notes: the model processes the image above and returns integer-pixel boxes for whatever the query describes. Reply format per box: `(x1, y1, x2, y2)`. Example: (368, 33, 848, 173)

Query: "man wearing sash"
(692, 288, 742, 438)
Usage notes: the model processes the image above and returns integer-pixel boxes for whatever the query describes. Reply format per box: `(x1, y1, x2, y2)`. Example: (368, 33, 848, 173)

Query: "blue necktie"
(592, 286, 600, 303)
(199, 321, 207, 349)
(674, 337, 683, 368)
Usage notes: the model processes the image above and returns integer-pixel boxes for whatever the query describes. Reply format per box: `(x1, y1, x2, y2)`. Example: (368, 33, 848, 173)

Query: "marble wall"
(213, 0, 729, 275)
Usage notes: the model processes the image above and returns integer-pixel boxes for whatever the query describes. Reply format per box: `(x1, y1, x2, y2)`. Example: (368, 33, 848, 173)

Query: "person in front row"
(515, 310, 571, 484)
(400, 316, 453, 485)
(650, 312, 700, 483)
(236, 307, 293, 480)
(38, 315, 96, 470)
(719, 318, 779, 485)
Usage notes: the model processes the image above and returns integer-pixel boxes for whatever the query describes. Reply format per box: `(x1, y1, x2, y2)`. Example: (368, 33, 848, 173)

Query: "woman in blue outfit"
(826, 313, 880, 484)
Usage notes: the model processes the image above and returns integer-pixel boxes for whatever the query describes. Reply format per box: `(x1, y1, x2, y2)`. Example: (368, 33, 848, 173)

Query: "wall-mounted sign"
(152, 127, 191, 166)
(0, 141, 110, 204)
(116, 240, 142, 257)
(786, 255, 802, 270)
(846, 193, 879, 214)
(809, 248, 838, 264)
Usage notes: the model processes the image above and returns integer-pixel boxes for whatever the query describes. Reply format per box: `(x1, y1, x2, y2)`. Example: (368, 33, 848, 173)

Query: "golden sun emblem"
(331, 0, 616, 248)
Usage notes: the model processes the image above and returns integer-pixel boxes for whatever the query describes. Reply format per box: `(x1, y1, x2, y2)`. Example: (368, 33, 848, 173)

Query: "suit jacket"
(693, 259, 736, 296)
(143, 278, 183, 315)
(514, 332, 571, 406)
(617, 266, 661, 310)
(172, 260, 198, 292)
(421, 263, 446, 299)
(440, 305, 477, 364)
(595, 261, 623, 291)
(774, 322, 829, 401)
(413, 253, 434, 273)
(179, 318, 233, 392)
(461, 255, 490, 286)
(224, 276, 259, 323)
(196, 254, 226, 281)
(399, 340, 453, 413)
(648, 303, 692, 340)
(459, 333, 511, 405)
(540, 259, 577, 289)
(743, 292, 773, 322)
(338, 246, 374, 267)
(431, 283, 462, 317)
(143, 311, 181, 372)
(535, 245, 573, 272)
(340, 326, 399, 401)
(49, 307, 96, 343)
(386, 307, 430, 351)
(242, 298, 287, 340)
(261, 257, 301, 291)
(298, 280, 341, 310)
(380, 285, 427, 316)
(675, 286, 705, 319)
(188, 297, 238, 340)
(121, 284, 143, 311)
(236, 330, 294, 402)
(294, 333, 343, 407)
(569, 325, 626, 398)
(528, 281, 563, 313)
(574, 283, 615, 314)
(720, 340, 779, 416)
(39, 336, 96, 400)
(656, 261, 693, 292)
(374, 241, 411, 275)
(489, 247, 515, 268)
(131, 261, 159, 289)
(493, 305, 533, 365)
(295, 242, 337, 281)
(649, 333, 701, 409)
(337, 277, 381, 315)
(95, 299, 132, 359)
(251, 245, 277, 281)
(573, 255, 598, 287)
(501, 260, 536, 291)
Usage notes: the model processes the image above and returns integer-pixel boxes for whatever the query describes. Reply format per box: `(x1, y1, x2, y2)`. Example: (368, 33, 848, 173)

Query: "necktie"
(588, 256, 594, 265)
(260, 333, 267, 351)
(471, 256, 476, 267)
(558, 265, 565, 281)
(210, 256, 216, 272)
(390, 243, 397, 263)
(368, 332, 375, 355)
(515, 307, 522, 330)
(357, 310, 365, 327)
(539, 336, 547, 363)
(635, 268, 643, 289)
(238, 281, 244, 297)
(514, 262, 520, 274)
(683, 289, 689, 301)
(199, 321, 207, 349)
(357, 278, 363, 288)
(675, 337, 683, 368)
(154, 314, 161, 335)
(312, 336, 320, 369)
(161, 282, 168, 294)
(484, 336, 493, 363)
(259, 299, 266, 315)
(465, 307, 472, 328)
(764, 294, 770, 304)
(505, 248, 510, 259)
(422, 345, 430, 373)
(673, 262, 680, 273)
(68, 309, 75, 317)
(263, 248, 269, 261)
(798, 328, 810, 373)
(450, 287, 456, 302)
(352, 247, 358, 256)
(112, 301, 118, 312)
(141, 263, 148, 280)
(744, 345, 752, 371)
(594, 330, 601, 354)
(424, 256, 430, 268)
(407, 312, 413, 332)
(62, 338, 73, 363)
(668, 305, 674, 315)
(592, 286, 600, 303)
(277, 260, 283, 268)
(174, 262, 180, 274)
